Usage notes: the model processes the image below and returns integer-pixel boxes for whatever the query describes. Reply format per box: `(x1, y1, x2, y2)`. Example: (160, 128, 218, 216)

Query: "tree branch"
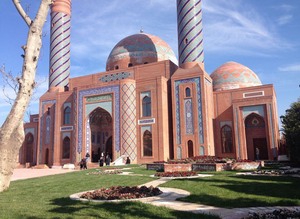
(12, 0, 33, 27)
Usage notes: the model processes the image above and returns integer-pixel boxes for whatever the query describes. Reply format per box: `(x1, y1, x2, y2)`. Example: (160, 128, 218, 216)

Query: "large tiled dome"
(210, 61, 262, 91)
(106, 33, 178, 71)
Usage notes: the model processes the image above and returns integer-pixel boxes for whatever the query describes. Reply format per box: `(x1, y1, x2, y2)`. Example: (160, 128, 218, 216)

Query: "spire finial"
(140, 27, 143, 33)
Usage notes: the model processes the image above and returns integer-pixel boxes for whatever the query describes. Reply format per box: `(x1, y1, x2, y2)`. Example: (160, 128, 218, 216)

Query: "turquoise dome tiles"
(210, 61, 262, 91)
(108, 34, 175, 58)
(106, 33, 178, 69)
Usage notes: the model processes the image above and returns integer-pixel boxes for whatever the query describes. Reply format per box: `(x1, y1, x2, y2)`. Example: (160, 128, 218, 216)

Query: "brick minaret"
(177, 0, 203, 68)
(49, 0, 71, 91)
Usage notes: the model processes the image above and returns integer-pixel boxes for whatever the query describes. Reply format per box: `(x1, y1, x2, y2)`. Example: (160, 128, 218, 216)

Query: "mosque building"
(19, 0, 280, 167)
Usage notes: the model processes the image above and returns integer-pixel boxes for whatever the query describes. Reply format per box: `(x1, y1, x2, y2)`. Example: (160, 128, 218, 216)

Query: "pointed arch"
(143, 130, 152, 156)
(64, 106, 71, 124)
(25, 133, 34, 163)
(185, 87, 191, 97)
(221, 125, 233, 153)
(62, 136, 70, 159)
(142, 96, 151, 117)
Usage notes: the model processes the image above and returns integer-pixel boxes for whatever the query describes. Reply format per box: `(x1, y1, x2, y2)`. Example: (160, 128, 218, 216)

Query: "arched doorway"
(245, 113, 268, 160)
(188, 140, 194, 158)
(106, 136, 112, 159)
(88, 107, 113, 162)
(45, 148, 49, 165)
(25, 133, 34, 163)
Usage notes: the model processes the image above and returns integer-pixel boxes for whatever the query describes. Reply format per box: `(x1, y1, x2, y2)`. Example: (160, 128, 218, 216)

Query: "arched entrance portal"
(245, 113, 268, 160)
(88, 108, 113, 162)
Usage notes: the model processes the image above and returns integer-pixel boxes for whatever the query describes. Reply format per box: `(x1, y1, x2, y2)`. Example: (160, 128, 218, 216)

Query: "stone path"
(139, 177, 300, 219)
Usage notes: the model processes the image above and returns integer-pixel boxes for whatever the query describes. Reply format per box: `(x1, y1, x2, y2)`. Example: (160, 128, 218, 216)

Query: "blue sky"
(0, 0, 299, 129)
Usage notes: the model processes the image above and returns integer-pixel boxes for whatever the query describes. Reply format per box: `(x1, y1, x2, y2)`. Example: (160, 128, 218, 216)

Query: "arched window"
(188, 140, 194, 157)
(143, 130, 152, 156)
(64, 107, 71, 125)
(62, 137, 70, 159)
(177, 146, 182, 159)
(199, 146, 205, 155)
(186, 87, 191, 97)
(142, 96, 151, 117)
(221, 125, 233, 153)
(115, 65, 119, 70)
(128, 63, 133, 67)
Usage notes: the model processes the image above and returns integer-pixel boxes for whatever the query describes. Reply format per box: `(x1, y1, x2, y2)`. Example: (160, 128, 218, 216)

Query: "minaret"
(177, 0, 203, 68)
(49, 0, 71, 91)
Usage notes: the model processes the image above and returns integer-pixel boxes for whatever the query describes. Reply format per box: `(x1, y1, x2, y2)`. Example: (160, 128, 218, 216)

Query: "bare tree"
(0, 0, 52, 193)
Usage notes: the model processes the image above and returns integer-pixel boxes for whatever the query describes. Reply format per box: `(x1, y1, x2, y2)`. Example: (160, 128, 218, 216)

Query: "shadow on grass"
(165, 175, 300, 208)
(47, 197, 219, 219)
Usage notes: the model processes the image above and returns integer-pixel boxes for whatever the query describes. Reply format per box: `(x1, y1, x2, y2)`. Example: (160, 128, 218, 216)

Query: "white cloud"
(278, 64, 300, 72)
(202, 0, 291, 55)
(278, 15, 293, 25)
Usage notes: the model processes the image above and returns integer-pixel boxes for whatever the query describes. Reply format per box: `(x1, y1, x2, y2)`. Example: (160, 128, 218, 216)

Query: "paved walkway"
(12, 168, 300, 219)
(11, 168, 77, 181)
(138, 178, 300, 219)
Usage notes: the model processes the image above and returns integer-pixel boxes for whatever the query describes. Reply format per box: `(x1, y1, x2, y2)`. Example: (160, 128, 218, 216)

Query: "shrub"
(154, 171, 198, 177)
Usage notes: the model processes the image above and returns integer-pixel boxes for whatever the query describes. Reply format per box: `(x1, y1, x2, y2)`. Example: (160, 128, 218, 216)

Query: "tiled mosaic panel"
(99, 72, 131, 82)
(175, 77, 203, 144)
(39, 100, 56, 164)
(121, 83, 137, 161)
(185, 99, 194, 134)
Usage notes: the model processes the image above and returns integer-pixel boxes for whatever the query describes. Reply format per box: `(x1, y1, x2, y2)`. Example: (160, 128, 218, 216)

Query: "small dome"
(210, 61, 262, 91)
(106, 33, 178, 71)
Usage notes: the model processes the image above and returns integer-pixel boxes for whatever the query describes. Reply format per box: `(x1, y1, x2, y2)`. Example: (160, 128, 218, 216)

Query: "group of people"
(99, 154, 111, 167)
(79, 153, 131, 170)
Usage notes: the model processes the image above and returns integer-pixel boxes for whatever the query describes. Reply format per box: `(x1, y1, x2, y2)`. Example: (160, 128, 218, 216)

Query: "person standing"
(105, 155, 111, 166)
(255, 147, 260, 160)
(99, 156, 104, 167)
(86, 152, 90, 163)
(125, 156, 130, 165)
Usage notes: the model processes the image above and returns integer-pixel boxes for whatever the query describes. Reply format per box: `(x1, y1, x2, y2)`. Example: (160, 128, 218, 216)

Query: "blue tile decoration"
(185, 99, 194, 134)
(39, 99, 56, 164)
(235, 108, 241, 158)
(72, 91, 77, 162)
(45, 116, 51, 144)
(175, 77, 203, 144)
(269, 104, 276, 157)
(78, 85, 120, 154)
(99, 72, 131, 82)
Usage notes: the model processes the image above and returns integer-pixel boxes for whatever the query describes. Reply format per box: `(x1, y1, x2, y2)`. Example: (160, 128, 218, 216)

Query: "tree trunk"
(0, 0, 52, 193)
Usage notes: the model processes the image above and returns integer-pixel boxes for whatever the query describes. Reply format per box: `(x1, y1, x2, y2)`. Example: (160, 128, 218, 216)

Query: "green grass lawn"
(160, 170, 300, 209)
(0, 165, 219, 219)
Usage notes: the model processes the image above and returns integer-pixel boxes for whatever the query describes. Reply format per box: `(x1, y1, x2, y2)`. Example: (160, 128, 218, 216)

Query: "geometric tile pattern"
(78, 85, 120, 154)
(107, 33, 178, 67)
(121, 83, 137, 161)
(269, 104, 276, 157)
(45, 116, 51, 144)
(49, 12, 71, 88)
(72, 91, 77, 162)
(99, 72, 131, 82)
(235, 108, 241, 158)
(210, 61, 262, 91)
(175, 77, 203, 144)
(39, 99, 56, 164)
(177, 0, 204, 65)
(184, 99, 194, 134)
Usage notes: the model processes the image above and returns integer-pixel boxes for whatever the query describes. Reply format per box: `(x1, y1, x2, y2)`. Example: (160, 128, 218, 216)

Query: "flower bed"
(245, 208, 300, 219)
(87, 170, 123, 175)
(155, 171, 197, 177)
(80, 185, 162, 200)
